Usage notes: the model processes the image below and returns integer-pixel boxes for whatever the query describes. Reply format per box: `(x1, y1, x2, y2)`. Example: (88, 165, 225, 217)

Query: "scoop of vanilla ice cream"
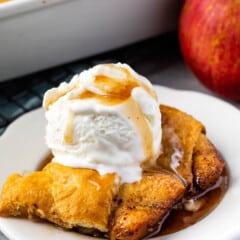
(43, 63, 161, 183)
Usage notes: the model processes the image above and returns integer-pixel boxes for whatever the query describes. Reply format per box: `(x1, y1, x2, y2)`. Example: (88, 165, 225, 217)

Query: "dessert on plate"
(0, 63, 227, 240)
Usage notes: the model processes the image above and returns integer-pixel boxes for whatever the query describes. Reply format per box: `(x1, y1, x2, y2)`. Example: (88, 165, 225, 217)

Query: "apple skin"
(179, 0, 240, 100)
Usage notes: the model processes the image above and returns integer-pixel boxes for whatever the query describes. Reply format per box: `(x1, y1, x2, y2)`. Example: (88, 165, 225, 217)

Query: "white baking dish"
(0, 0, 182, 81)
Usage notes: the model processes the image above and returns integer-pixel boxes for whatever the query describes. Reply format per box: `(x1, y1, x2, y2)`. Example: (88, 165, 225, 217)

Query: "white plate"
(0, 85, 240, 240)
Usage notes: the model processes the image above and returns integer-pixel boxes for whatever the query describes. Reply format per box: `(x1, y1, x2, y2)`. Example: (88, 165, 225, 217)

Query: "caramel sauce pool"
(153, 168, 229, 238)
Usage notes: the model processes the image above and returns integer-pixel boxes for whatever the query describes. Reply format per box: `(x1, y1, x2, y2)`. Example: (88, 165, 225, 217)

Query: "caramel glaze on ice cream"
(44, 64, 160, 169)
(45, 65, 157, 109)
(66, 66, 156, 161)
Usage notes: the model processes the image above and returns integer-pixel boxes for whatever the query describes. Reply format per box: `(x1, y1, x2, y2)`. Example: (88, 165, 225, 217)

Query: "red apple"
(179, 0, 240, 100)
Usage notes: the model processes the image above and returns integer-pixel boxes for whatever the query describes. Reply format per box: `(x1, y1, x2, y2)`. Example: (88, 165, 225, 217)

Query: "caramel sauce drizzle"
(44, 84, 77, 110)
(121, 98, 153, 163)
(70, 65, 154, 159)
(64, 110, 75, 144)
(45, 64, 157, 109)
(70, 65, 157, 104)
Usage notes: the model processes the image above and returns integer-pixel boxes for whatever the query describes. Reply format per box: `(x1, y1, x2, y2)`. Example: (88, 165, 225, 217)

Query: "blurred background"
(0, 0, 239, 136)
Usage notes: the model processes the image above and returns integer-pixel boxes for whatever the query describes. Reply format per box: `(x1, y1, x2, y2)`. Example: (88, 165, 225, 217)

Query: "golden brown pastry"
(192, 133, 224, 190)
(0, 162, 119, 232)
(157, 105, 205, 189)
(110, 172, 185, 240)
